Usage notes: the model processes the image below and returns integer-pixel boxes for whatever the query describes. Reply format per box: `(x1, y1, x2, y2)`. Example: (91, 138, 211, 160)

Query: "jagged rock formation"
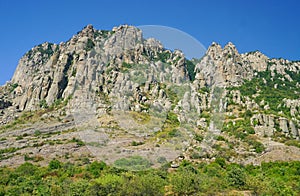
(0, 24, 300, 167)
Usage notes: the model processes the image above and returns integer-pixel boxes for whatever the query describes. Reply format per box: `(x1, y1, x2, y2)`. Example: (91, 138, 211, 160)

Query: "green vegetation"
(165, 84, 188, 109)
(285, 139, 300, 148)
(0, 147, 21, 160)
(194, 133, 204, 142)
(129, 111, 151, 124)
(25, 43, 55, 63)
(71, 68, 77, 77)
(0, 96, 72, 131)
(70, 137, 85, 147)
(0, 159, 299, 195)
(229, 70, 300, 118)
(24, 154, 44, 162)
(37, 43, 54, 56)
(155, 51, 171, 63)
(186, 59, 196, 81)
(198, 86, 210, 94)
(121, 62, 132, 69)
(114, 156, 152, 171)
(100, 30, 111, 38)
(85, 38, 95, 51)
(223, 116, 265, 153)
(131, 141, 144, 146)
(39, 99, 48, 109)
(155, 111, 181, 140)
(9, 83, 19, 92)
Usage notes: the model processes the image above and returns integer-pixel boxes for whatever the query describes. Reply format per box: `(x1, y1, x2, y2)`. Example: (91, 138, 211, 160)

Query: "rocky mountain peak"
(206, 42, 222, 58)
(1, 24, 300, 169)
(78, 24, 95, 37)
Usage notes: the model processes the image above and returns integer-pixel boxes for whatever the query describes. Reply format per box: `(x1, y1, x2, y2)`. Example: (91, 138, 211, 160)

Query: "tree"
(48, 159, 62, 170)
(121, 173, 166, 196)
(89, 174, 125, 195)
(170, 168, 202, 195)
(226, 165, 246, 189)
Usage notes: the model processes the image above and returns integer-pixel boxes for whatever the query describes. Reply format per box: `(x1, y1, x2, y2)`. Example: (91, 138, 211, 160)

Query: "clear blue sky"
(0, 0, 299, 85)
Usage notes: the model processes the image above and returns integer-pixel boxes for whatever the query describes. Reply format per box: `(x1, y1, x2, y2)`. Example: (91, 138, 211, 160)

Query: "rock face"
(0, 99, 12, 110)
(251, 114, 299, 138)
(8, 25, 190, 112)
(0, 24, 300, 167)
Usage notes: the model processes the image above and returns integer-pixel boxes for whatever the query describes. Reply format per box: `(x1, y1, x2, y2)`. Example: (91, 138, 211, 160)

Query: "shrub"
(10, 83, 19, 92)
(49, 159, 62, 170)
(92, 174, 125, 195)
(85, 38, 95, 51)
(170, 168, 202, 195)
(227, 165, 246, 188)
(157, 156, 167, 164)
(194, 134, 204, 142)
(114, 156, 152, 171)
(166, 112, 180, 126)
(34, 130, 41, 136)
(86, 161, 107, 177)
(39, 99, 48, 109)
(122, 173, 166, 196)
(186, 60, 196, 81)
(131, 141, 144, 146)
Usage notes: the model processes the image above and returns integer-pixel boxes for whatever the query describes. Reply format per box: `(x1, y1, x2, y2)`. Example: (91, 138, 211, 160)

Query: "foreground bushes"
(0, 159, 299, 195)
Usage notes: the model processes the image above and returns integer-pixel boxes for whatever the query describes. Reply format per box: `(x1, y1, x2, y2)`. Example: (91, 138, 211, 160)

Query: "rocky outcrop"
(194, 42, 300, 88)
(194, 42, 259, 87)
(2, 24, 300, 168)
(1, 24, 300, 142)
(283, 99, 300, 117)
(0, 98, 12, 110)
(4, 24, 193, 119)
(251, 114, 299, 138)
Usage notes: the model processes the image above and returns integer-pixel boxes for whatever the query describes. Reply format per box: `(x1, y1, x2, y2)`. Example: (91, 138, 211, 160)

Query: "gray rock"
(279, 118, 289, 133)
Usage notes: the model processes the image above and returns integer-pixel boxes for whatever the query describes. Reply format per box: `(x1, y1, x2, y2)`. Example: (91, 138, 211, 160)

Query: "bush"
(246, 137, 265, 153)
(156, 51, 171, 63)
(215, 157, 226, 168)
(0, 159, 300, 195)
(243, 110, 253, 119)
(92, 174, 125, 195)
(186, 60, 196, 81)
(227, 165, 246, 189)
(157, 156, 167, 164)
(86, 161, 107, 177)
(10, 83, 19, 92)
(194, 134, 204, 142)
(49, 159, 62, 170)
(170, 168, 202, 195)
(131, 141, 144, 146)
(166, 112, 180, 126)
(39, 99, 48, 109)
(122, 62, 132, 69)
(114, 156, 152, 171)
(168, 129, 180, 137)
(15, 162, 37, 176)
(85, 38, 95, 51)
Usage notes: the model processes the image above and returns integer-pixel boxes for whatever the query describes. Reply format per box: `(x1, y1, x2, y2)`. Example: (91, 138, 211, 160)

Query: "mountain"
(0, 24, 300, 168)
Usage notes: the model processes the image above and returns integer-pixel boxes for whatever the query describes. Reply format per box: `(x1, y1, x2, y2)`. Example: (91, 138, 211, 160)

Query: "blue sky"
(0, 0, 299, 85)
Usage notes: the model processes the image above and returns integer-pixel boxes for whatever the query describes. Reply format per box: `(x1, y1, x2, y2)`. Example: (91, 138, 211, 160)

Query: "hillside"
(0, 24, 299, 170)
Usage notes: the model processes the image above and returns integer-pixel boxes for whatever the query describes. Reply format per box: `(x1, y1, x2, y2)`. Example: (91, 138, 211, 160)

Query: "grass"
(129, 111, 150, 124)
(0, 96, 72, 131)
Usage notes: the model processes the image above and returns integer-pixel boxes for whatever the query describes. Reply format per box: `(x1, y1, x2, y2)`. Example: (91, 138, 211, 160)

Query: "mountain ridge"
(0, 24, 300, 168)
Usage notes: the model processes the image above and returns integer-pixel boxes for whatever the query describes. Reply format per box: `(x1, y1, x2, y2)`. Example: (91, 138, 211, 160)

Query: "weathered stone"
(289, 120, 299, 137)
(279, 118, 289, 133)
